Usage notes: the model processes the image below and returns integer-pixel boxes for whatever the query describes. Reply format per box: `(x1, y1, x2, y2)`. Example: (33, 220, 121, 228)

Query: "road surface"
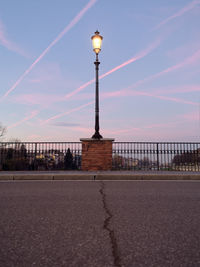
(0, 180, 200, 266)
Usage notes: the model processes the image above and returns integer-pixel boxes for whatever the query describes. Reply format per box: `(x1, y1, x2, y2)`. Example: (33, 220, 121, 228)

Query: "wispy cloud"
(153, 0, 200, 30)
(144, 121, 179, 129)
(26, 134, 42, 140)
(0, 0, 97, 100)
(52, 122, 80, 127)
(43, 87, 198, 127)
(151, 85, 200, 95)
(26, 134, 54, 142)
(12, 93, 64, 106)
(181, 111, 199, 122)
(44, 83, 199, 126)
(0, 20, 26, 56)
(7, 110, 39, 129)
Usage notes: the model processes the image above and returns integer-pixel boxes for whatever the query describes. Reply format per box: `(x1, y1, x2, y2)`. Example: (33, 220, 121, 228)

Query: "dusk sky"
(0, 0, 200, 142)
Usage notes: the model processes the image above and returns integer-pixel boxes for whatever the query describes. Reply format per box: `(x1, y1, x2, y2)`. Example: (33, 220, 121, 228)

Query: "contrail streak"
(151, 85, 200, 95)
(43, 46, 200, 124)
(9, 26, 161, 127)
(64, 38, 162, 99)
(44, 87, 197, 125)
(153, 0, 200, 30)
(1, 0, 97, 100)
(65, 79, 95, 99)
(7, 110, 39, 129)
(102, 89, 198, 106)
(131, 90, 198, 106)
(42, 101, 94, 124)
(9, 101, 94, 129)
(100, 38, 161, 79)
(125, 48, 200, 91)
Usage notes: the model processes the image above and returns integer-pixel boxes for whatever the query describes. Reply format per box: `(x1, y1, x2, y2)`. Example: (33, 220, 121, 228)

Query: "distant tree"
(2, 140, 29, 171)
(173, 150, 200, 165)
(140, 157, 150, 167)
(112, 155, 124, 169)
(64, 148, 73, 170)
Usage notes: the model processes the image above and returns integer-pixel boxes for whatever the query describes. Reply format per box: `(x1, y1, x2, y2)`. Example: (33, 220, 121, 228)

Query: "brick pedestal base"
(80, 138, 114, 171)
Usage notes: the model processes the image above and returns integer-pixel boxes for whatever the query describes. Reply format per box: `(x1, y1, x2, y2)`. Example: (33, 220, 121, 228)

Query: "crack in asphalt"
(99, 181, 122, 267)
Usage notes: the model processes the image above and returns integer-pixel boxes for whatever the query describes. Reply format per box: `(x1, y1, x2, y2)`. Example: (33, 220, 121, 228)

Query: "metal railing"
(0, 142, 81, 171)
(112, 142, 200, 171)
(0, 141, 200, 171)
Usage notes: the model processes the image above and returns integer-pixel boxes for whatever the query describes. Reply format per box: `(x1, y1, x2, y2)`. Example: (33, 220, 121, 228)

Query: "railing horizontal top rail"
(0, 142, 82, 144)
(114, 142, 200, 144)
(1, 141, 199, 144)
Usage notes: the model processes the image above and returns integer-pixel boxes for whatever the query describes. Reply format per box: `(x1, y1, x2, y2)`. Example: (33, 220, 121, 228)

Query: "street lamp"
(91, 30, 103, 139)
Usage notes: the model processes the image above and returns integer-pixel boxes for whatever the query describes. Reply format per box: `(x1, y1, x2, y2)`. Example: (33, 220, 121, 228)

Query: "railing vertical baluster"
(157, 143, 159, 171)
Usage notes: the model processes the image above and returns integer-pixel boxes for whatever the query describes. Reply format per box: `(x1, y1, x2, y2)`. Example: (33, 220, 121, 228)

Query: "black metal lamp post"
(91, 30, 103, 139)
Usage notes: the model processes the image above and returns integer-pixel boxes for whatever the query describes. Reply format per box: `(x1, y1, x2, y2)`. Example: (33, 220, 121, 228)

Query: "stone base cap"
(80, 138, 115, 141)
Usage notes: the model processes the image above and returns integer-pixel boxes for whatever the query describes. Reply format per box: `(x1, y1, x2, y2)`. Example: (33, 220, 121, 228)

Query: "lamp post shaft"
(92, 53, 103, 139)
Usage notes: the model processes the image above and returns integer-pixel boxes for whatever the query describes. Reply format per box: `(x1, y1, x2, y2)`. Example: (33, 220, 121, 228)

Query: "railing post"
(157, 143, 159, 171)
(34, 143, 37, 158)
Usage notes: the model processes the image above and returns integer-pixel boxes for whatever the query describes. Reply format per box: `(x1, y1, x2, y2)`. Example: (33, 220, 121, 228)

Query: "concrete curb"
(14, 175, 53, 180)
(96, 174, 200, 180)
(53, 175, 94, 180)
(0, 175, 13, 180)
(0, 173, 200, 180)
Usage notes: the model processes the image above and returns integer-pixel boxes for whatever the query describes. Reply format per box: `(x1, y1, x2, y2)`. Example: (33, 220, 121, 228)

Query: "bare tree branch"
(0, 123, 6, 139)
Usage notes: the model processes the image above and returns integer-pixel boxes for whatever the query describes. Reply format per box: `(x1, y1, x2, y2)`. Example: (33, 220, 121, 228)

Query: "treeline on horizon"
(0, 143, 80, 171)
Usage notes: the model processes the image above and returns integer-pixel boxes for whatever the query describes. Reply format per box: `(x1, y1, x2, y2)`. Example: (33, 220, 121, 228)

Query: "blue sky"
(0, 0, 200, 142)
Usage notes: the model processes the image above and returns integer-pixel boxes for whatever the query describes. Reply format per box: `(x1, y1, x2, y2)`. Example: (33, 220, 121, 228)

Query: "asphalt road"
(0, 180, 200, 267)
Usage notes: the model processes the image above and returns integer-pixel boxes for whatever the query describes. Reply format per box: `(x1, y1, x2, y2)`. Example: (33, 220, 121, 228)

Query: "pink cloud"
(104, 127, 141, 135)
(7, 110, 39, 129)
(71, 126, 93, 134)
(25, 134, 55, 142)
(136, 91, 198, 106)
(153, 0, 200, 30)
(64, 125, 141, 137)
(102, 90, 129, 98)
(182, 111, 199, 122)
(26, 134, 42, 141)
(144, 121, 179, 129)
(13, 93, 64, 106)
(100, 121, 184, 140)
(151, 85, 200, 95)
(0, 20, 26, 56)
(105, 120, 193, 141)
(0, 0, 97, 100)
(102, 89, 198, 106)
(166, 42, 200, 62)
(43, 87, 198, 126)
